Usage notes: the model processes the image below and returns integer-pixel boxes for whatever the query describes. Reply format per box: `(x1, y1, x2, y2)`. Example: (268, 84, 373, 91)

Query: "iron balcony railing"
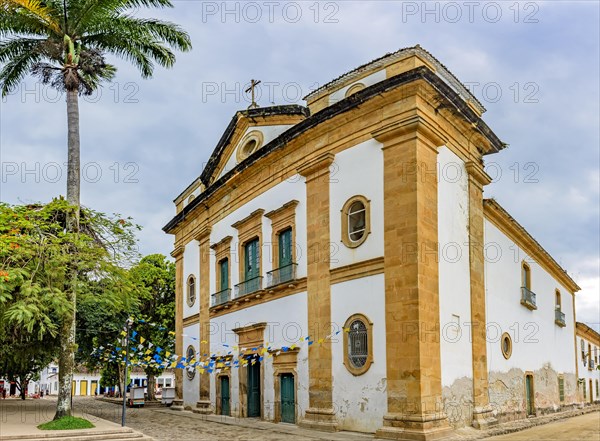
(234, 276, 263, 298)
(211, 288, 231, 307)
(520, 287, 537, 310)
(555, 309, 566, 327)
(267, 263, 297, 287)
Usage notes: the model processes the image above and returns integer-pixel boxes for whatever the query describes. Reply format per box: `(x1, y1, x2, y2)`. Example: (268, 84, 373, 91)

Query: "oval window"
(501, 332, 512, 359)
(341, 196, 370, 248)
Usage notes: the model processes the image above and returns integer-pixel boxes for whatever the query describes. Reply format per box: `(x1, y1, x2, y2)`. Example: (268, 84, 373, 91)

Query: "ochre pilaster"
(373, 118, 452, 441)
(465, 161, 497, 429)
(170, 246, 184, 409)
(297, 153, 338, 432)
(194, 226, 213, 414)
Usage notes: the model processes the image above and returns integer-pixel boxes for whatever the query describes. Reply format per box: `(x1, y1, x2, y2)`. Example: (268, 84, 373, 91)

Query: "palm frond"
(0, 0, 62, 34)
(0, 49, 42, 96)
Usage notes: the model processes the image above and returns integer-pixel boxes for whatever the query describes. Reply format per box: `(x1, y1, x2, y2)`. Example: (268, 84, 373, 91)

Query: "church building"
(163, 46, 585, 440)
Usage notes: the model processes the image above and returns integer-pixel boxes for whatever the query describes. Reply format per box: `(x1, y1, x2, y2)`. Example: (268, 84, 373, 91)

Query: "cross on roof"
(245, 79, 261, 109)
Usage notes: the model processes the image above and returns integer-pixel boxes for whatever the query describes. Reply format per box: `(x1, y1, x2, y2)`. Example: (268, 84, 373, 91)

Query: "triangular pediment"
(201, 105, 308, 186)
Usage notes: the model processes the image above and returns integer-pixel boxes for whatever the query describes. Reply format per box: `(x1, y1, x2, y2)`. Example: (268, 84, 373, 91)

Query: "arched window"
(521, 262, 531, 290)
(187, 275, 196, 307)
(501, 332, 512, 359)
(345, 82, 366, 98)
(186, 346, 196, 380)
(343, 314, 373, 375)
(555, 289, 561, 310)
(341, 196, 371, 248)
(187, 194, 196, 205)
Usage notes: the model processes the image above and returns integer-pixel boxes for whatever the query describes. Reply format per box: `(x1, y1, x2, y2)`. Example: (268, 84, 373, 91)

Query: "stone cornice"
(483, 199, 580, 293)
(297, 153, 335, 180)
(466, 161, 492, 187)
(210, 235, 232, 250)
(170, 246, 184, 259)
(372, 115, 446, 149)
(576, 322, 600, 345)
(194, 226, 211, 242)
(264, 200, 299, 219)
(231, 209, 265, 231)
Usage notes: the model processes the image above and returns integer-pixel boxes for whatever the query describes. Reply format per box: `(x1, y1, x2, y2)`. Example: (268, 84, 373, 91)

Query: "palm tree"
(0, 0, 191, 418)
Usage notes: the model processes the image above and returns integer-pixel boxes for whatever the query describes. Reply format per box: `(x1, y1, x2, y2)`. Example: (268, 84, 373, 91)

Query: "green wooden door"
(525, 375, 534, 415)
(220, 376, 230, 416)
(247, 361, 261, 417)
(219, 258, 229, 290)
(280, 374, 295, 424)
(244, 239, 259, 281)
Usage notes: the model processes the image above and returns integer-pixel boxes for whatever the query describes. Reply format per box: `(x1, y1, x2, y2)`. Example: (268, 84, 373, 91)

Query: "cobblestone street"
(67, 397, 600, 441)
(72, 397, 371, 441)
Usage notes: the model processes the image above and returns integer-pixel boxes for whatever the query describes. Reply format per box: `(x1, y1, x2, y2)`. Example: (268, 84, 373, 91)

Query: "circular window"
(186, 346, 196, 380)
(187, 275, 196, 307)
(236, 131, 264, 162)
(501, 332, 512, 359)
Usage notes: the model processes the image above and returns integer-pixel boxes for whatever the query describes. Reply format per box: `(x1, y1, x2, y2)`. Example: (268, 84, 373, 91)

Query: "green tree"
(0, 0, 191, 418)
(0, 200, 139, 409)
(129, 254, 175, 400)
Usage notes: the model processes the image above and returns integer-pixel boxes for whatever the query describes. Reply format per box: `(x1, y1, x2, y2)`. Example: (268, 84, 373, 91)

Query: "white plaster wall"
(208, 292, 309, 420)
(331, 274, 387, 433)
(182, 323, 200, 407)
(484, 220, 577, 376)
(576, 335, 600, 401)
(437, 147, 474, 387)
(183, 240, 199, 318)
(218, 125, 295, 180)
(209, 177, 308, 298)
(329, 69, 387, 105)
(329, 139, 384, 269)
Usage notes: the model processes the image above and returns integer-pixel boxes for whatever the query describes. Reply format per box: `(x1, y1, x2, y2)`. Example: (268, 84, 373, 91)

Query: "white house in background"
(164, 46, 585, 440)
(576, 322, 600, 404)
(39, 363, 175, 396)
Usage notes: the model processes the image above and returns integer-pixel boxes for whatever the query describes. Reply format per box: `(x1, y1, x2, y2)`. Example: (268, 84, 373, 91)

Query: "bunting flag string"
(90, 316, 349, 375)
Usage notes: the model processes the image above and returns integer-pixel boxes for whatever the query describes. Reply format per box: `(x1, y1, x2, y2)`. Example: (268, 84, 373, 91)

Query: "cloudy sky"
(1, 1, 598, 328)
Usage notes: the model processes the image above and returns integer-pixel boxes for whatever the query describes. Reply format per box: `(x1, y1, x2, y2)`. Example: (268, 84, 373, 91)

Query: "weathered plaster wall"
(437, 146, 474, 428)
(182, 323, 200, 407)
(331, 274, 387, 433)
(484, 219, 578, 418)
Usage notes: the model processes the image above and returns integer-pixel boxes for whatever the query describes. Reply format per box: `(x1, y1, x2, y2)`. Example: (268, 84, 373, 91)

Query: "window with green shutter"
(219, 258, 229, 290)
(278, 228, 293, 268)
(558, 376, 564, 402)
(244, 238, 260, 281)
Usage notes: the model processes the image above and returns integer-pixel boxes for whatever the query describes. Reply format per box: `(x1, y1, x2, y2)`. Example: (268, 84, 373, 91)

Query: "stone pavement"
(485, 411, 600, 440)
(71, 397, 600, 441)
(0, 397, 151, 440)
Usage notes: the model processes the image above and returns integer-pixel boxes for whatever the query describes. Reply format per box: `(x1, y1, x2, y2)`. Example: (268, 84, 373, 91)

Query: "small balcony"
(555, 309, 566, 327)
(520, 287, 537, 310)
(267, 263, 297, 288)
(234, 276, 263, 298)
(211, 288, 231, 307)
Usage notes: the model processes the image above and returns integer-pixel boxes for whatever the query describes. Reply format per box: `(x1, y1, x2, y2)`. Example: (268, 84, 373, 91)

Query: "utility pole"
(121, 318, 131, 427)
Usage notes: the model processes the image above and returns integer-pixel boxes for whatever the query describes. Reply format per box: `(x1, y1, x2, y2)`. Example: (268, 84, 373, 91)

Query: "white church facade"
(164, 46, 587, 439)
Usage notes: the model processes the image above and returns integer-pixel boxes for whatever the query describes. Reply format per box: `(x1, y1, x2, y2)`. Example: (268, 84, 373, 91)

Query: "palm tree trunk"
(54, 88, 80, 420)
